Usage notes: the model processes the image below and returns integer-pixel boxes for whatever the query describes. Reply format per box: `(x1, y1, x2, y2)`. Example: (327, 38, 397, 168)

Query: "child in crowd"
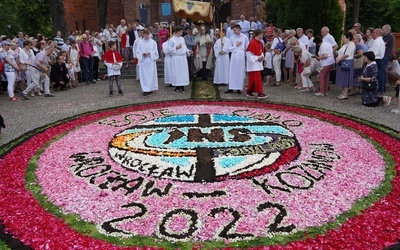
(264, 43, 273, 86)
(102, 41, 123, 96)
(66, 58, 76, 88)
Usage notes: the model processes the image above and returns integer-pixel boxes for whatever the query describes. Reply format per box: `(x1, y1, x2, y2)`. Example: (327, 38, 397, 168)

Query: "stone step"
(99, 60, 165, 79)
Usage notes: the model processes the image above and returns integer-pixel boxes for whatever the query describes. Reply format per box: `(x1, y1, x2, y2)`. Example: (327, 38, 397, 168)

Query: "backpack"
(276, 38, 285, 52)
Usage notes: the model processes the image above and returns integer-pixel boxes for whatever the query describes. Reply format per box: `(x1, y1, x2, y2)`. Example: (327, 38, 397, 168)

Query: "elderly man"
(79, 34, 95, 84)
(21, 46, 55, 98)
(380, 24, 395, 93)
(226, 20, 236, 39)
(296, 28, 309, 50)
(194, 26, 213, 80)
(238, 15, 251, 38)
(353, 23, 364, 36)
(321, 26, 338, 53)
(116, 19, 127, 51)
(368, 28, 386, 93)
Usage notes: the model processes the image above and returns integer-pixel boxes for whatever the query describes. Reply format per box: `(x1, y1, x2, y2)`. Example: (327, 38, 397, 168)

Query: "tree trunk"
(51, 0, 67, 38)
(98, 0, 108, 31)
(352, 0, 360, 23)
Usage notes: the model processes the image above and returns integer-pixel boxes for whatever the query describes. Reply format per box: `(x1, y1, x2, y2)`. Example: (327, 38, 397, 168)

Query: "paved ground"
(0, 77, 399, 148)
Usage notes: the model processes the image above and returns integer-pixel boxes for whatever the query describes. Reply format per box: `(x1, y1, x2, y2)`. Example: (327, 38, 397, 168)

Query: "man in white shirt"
(321, 26, 338, 53)
(296, 28, 309, 50)
(368, 28, 386, 92)
(226, 21, 235, 39)
(238, 15, 251, 38)
(249, 17, 258, 33)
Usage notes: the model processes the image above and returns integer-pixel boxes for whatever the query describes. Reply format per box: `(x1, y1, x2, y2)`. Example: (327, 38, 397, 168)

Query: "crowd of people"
(0, 16, 399, 111)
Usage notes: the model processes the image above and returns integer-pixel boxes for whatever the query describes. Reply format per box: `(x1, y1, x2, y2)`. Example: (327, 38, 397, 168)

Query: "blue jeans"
(81, 57, 94, 83)
(379, 56, 390, 93)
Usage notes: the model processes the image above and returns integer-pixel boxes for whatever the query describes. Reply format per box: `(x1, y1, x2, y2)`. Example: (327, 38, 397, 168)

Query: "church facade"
(63, 0, 261, 32)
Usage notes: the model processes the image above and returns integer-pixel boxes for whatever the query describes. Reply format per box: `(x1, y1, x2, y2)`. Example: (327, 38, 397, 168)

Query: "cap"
(1, 40, 11, 46)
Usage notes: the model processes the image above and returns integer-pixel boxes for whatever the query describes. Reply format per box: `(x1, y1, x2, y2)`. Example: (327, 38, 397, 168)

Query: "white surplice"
(162, 41, 172, 84)
(228, 33, 249, 90)
(168, 35, 190, 86)
(133, 37, 142, 80)
(136, 38, 159, 92)
(213, 37, 230, 84)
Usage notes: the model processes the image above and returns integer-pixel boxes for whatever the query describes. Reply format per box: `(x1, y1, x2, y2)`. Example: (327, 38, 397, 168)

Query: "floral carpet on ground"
(1, 100, 400, 250)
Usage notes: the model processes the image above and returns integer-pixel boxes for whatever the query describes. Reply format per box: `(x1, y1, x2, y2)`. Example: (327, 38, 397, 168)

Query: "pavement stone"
(0, 78, 399, 149)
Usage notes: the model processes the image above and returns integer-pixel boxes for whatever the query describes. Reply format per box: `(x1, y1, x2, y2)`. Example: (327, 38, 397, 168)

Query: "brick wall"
(231, 0, 255, 20)
(64, 0, 257, 33)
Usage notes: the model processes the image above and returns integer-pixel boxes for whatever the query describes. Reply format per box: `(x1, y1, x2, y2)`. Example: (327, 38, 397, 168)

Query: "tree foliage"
(266, 0, 344, 43)
(0, 0, 52, 38)
(345, 0, 400, 32)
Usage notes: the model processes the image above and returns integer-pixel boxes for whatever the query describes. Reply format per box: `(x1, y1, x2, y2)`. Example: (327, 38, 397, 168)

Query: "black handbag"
(362, 80, 378, 91)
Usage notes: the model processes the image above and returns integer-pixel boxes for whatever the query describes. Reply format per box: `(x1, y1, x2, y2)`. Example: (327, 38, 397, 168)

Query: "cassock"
(162, 41, 172, 84)
(228, 33, 249, 90)
(168, 35, 190, 86)
(136, 38, 159, 92)
(246, 37, 264, 94)
(213, 37, 229, 84)
(102, 48, 123, 76)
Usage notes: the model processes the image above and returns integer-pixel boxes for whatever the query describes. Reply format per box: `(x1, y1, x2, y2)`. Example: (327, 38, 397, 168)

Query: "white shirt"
(323, 33, 337, 48)
(368, 36, 385, 60)
(226, 27, 234, 39)
(318, 41, 335, 67)
(338, 42, 356, 60)
(298, 34, 309, 49)
(238, 20, 250, 37)
(389, 59, 400, 76)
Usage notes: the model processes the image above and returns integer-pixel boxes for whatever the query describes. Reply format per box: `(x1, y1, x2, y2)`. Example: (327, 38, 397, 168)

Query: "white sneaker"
(392, 109, 400, 114)
(315, 92, 324, 96)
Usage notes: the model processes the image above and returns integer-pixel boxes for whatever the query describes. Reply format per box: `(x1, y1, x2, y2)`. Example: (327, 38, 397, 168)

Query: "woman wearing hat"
(0, 40, 20, 101)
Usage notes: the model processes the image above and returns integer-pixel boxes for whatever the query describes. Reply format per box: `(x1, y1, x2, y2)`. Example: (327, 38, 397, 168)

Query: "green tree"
(266, 0, 344, 43)
(15, 0, 52, 37)
(0, 0, 19, 37)
(345, 0, 400, 32)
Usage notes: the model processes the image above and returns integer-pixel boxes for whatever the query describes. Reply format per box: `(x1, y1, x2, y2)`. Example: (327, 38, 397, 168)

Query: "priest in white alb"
(136, 29, 159, 96)
(213, 29, 229, 85)
(226, 25, 249, 94)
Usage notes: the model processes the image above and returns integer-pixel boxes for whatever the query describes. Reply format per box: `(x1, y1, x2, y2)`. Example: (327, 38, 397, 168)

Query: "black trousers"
(93, 56, 99, 80)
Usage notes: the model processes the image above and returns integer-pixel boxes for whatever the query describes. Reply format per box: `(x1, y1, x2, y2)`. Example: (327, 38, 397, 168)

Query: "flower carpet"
(1, 100, 400, 250)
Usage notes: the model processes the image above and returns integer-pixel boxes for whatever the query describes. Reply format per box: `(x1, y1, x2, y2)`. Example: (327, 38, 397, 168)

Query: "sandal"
(10, 96, 20, 102)
(272, 82, 280, 86)
(336, 95, 348, 100)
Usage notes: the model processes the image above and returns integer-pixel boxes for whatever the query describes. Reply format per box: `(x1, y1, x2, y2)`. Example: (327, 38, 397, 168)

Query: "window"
(162, 2, 171, 16)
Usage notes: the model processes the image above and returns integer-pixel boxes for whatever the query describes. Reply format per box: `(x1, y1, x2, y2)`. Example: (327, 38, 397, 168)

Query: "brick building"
(64, 0, 260, 33)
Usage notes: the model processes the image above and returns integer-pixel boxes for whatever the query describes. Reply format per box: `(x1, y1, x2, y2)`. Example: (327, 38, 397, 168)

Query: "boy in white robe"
(225, 25, 249, 94)
(168, 27, 193, 93)
(132, 29, 143, 80)
(213, 29, 229, 85)
(162, 36, 172, 86)
(136, 29, 159, 96)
